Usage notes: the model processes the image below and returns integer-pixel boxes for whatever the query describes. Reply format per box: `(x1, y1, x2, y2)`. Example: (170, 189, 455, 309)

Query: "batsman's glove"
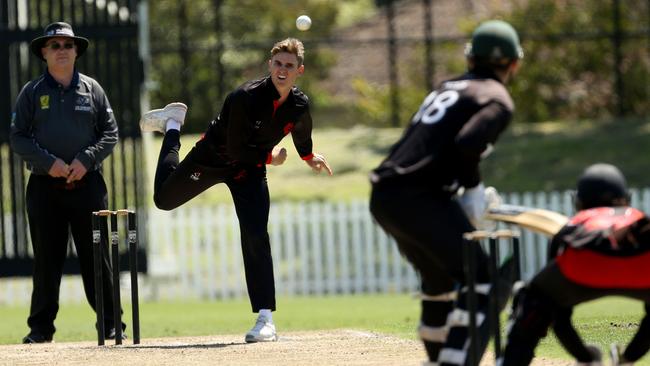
(458, 184, 502, 230)
(458, 183, 486, 225)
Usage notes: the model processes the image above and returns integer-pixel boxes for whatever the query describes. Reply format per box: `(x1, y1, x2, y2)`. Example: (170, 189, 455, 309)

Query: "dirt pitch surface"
(0, 330, 570, 366)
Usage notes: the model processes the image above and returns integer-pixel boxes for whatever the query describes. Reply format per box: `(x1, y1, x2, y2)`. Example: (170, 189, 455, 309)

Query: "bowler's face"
(268, 52, 304, 91)
(42, 37, 77, 68)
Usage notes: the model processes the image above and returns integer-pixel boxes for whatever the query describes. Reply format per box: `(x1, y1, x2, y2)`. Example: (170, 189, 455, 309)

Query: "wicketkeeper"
(370, 20, 523, 365)
(502, 163, 650, 366)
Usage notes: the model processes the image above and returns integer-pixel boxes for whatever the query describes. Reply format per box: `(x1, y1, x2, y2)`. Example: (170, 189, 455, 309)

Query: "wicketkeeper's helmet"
(465, 20, 524, 63)
(576, 163, 629, 209)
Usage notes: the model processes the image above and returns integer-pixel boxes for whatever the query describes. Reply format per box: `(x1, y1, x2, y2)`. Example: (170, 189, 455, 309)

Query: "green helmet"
(465, 20, 524, 61)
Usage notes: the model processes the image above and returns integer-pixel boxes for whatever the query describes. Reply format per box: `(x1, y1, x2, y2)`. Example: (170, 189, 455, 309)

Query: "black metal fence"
(0, 0, 147, 277)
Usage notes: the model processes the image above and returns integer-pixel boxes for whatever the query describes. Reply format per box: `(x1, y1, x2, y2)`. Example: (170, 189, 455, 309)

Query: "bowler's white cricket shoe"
(245, 314, 277, 343)
(139, 102, 187, 133)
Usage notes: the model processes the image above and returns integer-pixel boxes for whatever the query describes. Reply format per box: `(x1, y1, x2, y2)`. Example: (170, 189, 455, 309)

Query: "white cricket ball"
(296, 15, 312, 31)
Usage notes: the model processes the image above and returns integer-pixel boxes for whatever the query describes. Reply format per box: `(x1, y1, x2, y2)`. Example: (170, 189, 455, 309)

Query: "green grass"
(483, 116, 650, 192)
(0, 294, 418, 344)
(536, 297, 649, 363)
(2, 295, 649, 364)
(141, 117, 650, 206)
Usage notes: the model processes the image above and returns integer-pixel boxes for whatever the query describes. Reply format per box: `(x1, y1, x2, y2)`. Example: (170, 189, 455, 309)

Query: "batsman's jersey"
(371, 71, 514, 191)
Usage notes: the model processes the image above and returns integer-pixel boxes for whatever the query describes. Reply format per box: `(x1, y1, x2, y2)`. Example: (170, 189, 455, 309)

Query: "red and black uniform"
(503, 207, 650, 365)
(370, 69, 514, 365)
(153, 76, 314, 312)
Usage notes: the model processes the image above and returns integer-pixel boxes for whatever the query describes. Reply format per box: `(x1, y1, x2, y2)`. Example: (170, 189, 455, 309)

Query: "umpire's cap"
(465, 20, 524, 62)
(30, 22, 89, 61)
(576, 163, 629, 209)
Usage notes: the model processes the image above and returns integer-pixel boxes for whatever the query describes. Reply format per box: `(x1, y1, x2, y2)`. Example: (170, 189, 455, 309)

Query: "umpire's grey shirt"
(10, 70, 118, 175)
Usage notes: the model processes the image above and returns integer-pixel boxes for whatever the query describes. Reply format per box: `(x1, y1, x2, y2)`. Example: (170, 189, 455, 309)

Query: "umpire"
(370, 20, 523, 365)
(10, 22, 121, 343)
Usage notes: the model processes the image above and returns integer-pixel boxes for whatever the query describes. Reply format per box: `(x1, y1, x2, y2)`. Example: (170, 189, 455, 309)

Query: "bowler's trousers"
(153, 130, 275, 312)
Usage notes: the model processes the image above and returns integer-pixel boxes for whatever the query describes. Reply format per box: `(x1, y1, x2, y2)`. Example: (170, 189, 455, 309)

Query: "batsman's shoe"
(22, 331, 53, 344)
(610, 343, 634, 366)
(245, 314, 277, 343)
(139, 102, 187, 133)
(105, 327, 128, 341)
(574, 344, 603, 366)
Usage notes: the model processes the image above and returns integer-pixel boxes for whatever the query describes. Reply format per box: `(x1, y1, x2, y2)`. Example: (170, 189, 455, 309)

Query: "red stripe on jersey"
(569, 207, 644, 231)
(283, 122, 294, 135)
(557, 247, 650, 288)
(272, 100, 280, 118)
(301, 153, 314, 161)
(265, 152, 273, 164)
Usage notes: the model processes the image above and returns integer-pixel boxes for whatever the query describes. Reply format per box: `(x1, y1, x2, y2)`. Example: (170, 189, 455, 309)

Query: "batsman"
(370, 20, 523, 365)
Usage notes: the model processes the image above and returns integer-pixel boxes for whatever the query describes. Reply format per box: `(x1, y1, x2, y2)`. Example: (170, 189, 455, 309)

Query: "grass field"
(1, 294, 649, 364)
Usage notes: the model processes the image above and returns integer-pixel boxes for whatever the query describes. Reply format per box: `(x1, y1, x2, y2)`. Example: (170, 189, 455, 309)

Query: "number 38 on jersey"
(411, 89, 460, 125)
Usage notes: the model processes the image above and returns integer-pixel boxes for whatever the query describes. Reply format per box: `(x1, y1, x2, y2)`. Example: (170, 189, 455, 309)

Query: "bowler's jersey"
(371, 71, 514, 191)
(198, 76, 313, 167)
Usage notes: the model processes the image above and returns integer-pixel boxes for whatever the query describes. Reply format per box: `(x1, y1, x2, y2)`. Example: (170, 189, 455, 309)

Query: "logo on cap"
(47, 28, 74, 37)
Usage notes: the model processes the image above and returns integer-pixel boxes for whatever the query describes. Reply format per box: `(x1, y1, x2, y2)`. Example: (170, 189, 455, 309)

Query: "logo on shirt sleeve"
(39, 95, 49, 110)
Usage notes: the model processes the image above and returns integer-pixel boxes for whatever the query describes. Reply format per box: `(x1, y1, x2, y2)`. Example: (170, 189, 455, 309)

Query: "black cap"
(576, 163, 628, 209)
(30, 22, 89, 61)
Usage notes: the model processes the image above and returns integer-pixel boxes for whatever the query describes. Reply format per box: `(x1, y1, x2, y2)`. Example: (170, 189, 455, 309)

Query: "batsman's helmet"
(465, 20, 523, 63)
(576, 163, 629, 209)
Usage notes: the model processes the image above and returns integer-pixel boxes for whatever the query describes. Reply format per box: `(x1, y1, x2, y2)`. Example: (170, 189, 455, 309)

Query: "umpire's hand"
(48, 158, 70, 178)
(66, 158, 88, 183)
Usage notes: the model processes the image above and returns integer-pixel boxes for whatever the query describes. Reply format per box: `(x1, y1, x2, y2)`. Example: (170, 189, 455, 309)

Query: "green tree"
(505, 0, 649, 122)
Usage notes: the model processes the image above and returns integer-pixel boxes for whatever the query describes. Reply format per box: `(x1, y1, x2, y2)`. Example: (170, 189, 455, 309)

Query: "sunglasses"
(44, 42, 75, 50)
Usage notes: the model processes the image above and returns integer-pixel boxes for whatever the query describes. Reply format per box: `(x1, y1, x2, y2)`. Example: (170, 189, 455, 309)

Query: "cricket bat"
(485, 204, 569, 237)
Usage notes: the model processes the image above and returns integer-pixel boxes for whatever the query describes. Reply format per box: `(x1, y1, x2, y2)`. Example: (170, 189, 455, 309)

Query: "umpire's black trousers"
(154, 131, 275, 312)
(26, 171, 121, 337)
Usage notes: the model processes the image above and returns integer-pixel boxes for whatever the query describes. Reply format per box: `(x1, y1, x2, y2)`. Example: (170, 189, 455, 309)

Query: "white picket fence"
(3, 188, 650, 305)
(145, 200, 418, 301)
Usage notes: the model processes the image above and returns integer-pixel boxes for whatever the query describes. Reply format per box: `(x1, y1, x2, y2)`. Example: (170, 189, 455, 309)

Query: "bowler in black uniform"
(140, 38, 332, 343)
(369, 20, 523, 365)
(10, 22, 121, 343)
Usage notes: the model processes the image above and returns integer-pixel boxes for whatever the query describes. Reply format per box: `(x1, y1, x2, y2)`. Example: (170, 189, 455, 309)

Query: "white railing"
(3, 188, 650, 305)
(146, 200, 419, 301)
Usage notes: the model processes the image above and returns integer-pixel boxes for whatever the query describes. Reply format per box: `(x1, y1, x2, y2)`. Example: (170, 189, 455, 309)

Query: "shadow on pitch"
(92, 342, 248, 350)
